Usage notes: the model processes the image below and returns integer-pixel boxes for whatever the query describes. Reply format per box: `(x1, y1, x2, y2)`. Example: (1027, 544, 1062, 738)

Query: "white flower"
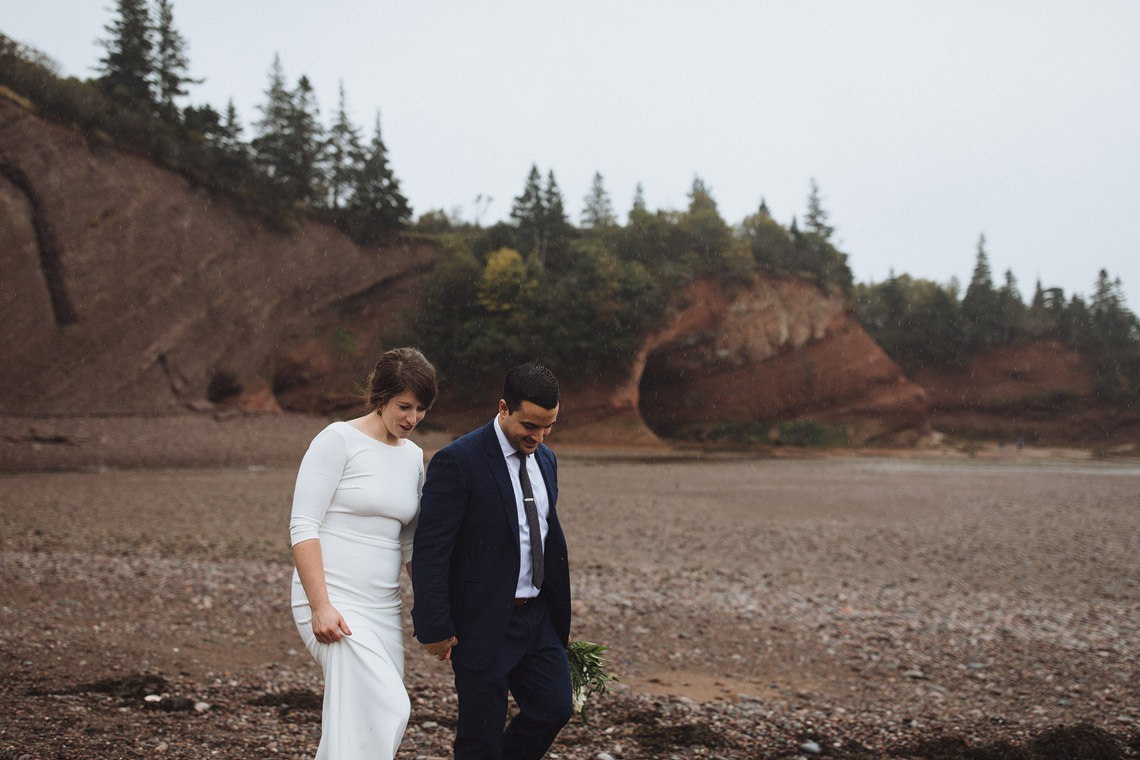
(566, 640, 617, 724)
(572, 685, 587, 714)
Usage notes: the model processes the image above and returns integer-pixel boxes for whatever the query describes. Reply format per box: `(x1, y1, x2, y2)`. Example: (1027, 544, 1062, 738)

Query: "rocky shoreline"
(2, 416, 1139, 758)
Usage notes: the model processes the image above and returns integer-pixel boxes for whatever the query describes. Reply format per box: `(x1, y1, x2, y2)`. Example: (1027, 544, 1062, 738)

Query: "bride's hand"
(312, 603, 352, 643)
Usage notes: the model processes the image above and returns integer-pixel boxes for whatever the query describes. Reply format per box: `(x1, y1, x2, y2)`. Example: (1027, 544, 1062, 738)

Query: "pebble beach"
(2, 415, 1139, 758)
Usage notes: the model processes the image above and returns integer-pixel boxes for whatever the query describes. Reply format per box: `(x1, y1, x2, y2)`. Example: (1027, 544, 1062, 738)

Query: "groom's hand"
(421, 636, 458, 661)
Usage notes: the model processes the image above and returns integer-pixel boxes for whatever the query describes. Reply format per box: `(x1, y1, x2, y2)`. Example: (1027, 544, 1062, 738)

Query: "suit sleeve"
(411, 446, 468, 644)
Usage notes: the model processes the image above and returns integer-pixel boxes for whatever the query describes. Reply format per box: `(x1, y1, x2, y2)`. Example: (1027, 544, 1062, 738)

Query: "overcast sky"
(6, 1, 1139, 309)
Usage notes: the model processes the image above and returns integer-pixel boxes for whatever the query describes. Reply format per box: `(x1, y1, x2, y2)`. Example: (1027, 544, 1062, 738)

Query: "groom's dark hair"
(502, 363, 559, 411)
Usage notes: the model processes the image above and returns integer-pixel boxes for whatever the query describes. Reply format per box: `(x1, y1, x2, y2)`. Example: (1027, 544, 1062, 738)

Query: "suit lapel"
(481, 422, 521, 550)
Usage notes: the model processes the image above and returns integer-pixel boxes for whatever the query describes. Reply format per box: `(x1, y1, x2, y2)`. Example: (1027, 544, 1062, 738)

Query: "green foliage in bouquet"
(566, 640, 617, 724)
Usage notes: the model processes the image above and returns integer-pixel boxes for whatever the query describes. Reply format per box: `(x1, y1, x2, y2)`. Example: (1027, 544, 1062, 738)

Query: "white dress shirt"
(493, 416, 551, 598)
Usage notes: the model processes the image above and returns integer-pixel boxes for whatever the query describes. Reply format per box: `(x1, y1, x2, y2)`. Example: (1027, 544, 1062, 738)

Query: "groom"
(412, 363, 573, 760)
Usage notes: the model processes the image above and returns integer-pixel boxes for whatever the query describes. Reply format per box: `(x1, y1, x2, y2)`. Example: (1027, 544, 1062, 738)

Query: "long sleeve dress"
(290, 421, 424, 760)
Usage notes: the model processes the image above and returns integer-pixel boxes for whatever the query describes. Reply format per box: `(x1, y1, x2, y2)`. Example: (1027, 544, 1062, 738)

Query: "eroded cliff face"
(636, 279, 927, 443)
(1, 98, 929, 441)
(541, 278, 928, 445)
(909, 341, 1138, 443)
(0, 98, 435, 416)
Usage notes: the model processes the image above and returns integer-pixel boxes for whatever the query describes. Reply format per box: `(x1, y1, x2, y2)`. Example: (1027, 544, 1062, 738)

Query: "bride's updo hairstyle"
(366, 347, 438, 411)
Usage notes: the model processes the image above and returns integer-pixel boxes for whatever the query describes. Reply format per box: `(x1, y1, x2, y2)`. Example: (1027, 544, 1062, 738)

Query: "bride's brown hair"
(366, 347, 438, 411)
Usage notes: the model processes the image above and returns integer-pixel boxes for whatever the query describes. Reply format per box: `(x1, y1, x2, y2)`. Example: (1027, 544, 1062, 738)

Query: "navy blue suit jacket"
(411, 421, 571, 670)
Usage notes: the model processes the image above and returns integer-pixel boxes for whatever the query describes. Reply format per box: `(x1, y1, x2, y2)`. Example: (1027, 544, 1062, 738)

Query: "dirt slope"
(0, 97, 434, 415)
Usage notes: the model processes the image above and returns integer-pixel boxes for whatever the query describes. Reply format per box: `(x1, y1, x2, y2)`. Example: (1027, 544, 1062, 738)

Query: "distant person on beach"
(288, 347, 437, 760)
(412, 363, 574, 760)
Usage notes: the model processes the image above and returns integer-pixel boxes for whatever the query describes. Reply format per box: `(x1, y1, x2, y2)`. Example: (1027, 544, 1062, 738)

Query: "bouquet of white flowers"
(566, 640, 617, 724)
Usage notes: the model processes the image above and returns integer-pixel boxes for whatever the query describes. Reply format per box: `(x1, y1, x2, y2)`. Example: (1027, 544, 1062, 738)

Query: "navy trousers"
(451, 594, 573, 760)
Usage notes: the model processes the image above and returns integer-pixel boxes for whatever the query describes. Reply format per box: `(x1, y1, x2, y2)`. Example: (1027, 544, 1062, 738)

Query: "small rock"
(801, 741, 822, 754)
(597, 753, 616, 760)
(421, 720, 438, 729)
(194, 701, 211, 712)
(903, 669, 926, 679)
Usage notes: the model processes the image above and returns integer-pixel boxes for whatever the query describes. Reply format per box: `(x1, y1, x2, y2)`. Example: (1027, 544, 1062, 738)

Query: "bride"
(289, 346, 438, 759)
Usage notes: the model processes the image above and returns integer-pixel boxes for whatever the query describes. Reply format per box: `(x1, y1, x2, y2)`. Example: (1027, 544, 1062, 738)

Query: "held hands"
(311, 602, 352, 644)
(421, 636, 458, 662)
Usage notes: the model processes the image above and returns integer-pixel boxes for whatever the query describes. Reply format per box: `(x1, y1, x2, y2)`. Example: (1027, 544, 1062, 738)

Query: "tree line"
(410, 170, 854, 389)
(855, 234, 1139, 403)
(0, 0, 408, 240)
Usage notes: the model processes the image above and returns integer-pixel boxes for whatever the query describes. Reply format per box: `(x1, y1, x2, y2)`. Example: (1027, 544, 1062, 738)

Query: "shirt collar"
(493, 416, 524, 462)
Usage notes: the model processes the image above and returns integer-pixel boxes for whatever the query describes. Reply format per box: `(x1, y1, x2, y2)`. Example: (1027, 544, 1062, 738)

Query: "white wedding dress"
(290, 422, 423, 760)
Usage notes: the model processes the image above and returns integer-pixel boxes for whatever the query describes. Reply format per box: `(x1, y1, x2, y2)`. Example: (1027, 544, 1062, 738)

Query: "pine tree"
(287, 75, 326, 206)
(961, 233, 1002, 348)
(996, 268, 1026, 342)
(511, 165, 546, 261)
(804, 178, 835, 240)
(688, 176, 717, 214)
(679, 176, 732, 267)
(581, 171, 615, 228)
(1088, 269, 1131, 348)
(97, 0, 155, 107)
(153, 0, 198, 121)
(207, 99, 248, 192)
(251, 55, 293, 184)
(219, 99, 245, 156)
(327, 81, 362, 209)
(345, 112, 411, 241)
(540, 170, 572, 268)
(631, 182, 646, 213)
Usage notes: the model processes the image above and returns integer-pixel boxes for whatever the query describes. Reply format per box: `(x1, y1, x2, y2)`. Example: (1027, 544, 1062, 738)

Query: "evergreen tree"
(1026, 279, 1056, 338)
(251, 59, 327, 205)
(286, 75, 326, 206)
(207, 99, 248, 191)
(1088, 270, 1137, 349)
(251, 55, 293, 185)
(153, 0, 198, 121)
(581, 171, 616, 228)
(804, 178, 835, 240)
(511, 165, 546, 262)
(620, 184, 667, 267)
(671, 176, 733, 274)
(327, 81, 362, 209)
(961, 234, 1002, 348)
(219, 99, 245, 156)
(540, 170, 573, 268)
(687, 175, 717, 214)
(181, 102, 221, 139)
(996, 268, 1026, 342)
(97, 0, 155, 107)
(1085, 270, 1140, 402)
(741, 201, 795, 273)
(631, 182, 647, 214)
(344, 112, 411, 241)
